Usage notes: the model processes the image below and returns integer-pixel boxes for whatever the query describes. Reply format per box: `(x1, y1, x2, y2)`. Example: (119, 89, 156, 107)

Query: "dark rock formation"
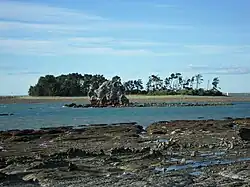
(64, 101, 234, 108)
(239, 128, 250, 141)
(0, 113, 14, 116)
(88, 76, 129, 107)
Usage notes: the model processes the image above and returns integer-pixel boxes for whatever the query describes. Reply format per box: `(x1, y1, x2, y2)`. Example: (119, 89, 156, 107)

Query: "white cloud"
(0, 0, 105, 23)
(188, 64, 250, 75)
(184, 45, 250, 54)
(0, 1, 192, 35)
(0, 38, 183, 56)
(7, 71, 42, 76)
(0, 21, 91, 33)
(154, 4, 176, 8)
(68, 37, 175, 47)
(0, 1, 190, 56)
(0, 20, 192, 35)
(105, 1, 176, 8)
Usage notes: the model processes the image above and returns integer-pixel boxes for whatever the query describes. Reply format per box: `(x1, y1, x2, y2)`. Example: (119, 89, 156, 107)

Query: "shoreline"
(0, 118, 249, 186)
(1, 95, 250, 104)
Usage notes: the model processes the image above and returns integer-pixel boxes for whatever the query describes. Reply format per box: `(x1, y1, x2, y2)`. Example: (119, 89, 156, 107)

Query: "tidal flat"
(0, 118, 250, 186)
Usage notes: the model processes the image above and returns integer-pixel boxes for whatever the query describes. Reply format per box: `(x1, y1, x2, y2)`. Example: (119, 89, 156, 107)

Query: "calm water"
(0, 102, 250, 130)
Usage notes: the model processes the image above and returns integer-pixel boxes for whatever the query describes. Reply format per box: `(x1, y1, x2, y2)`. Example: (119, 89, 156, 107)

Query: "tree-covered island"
(29, 73, 223, 97)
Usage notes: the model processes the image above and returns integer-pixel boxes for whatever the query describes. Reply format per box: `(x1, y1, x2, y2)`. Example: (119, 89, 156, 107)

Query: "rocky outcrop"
(88, 76, 129, 107)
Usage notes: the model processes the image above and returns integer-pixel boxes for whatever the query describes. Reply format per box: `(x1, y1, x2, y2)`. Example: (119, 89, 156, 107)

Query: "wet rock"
(5, 156, 32, 165)
(180, 158, 186, 164)
(68, 163, 78, 171)
(110, 147, 134, 155)
(209, 144, 215, 149)
(0, 172, 7, 180)
(227, 141, 234, 150)
(238, 128, 250, 141)
(0, 172, 39, 186)
(140, 147, 151, 154)
(64, 103, 77, 108)
(191, 151, 197, 157)
(0, 113, 14, 116)
(31, 160, 69, 170)
(219, 168, 250, 182)
(1, 118, 250, 186)
(64, 103, 85, 108)
(41, 126, 73, 131)
(67, 148, 89, 158)
(0, 157, 6, 169)
(157, 142, 167, 149)
(224, 117, 233, 120)
(171, 129, 182, 135)
(104, 156, 121, 164)
(23, 174, 39, 183)
(149, 149, 162, 158)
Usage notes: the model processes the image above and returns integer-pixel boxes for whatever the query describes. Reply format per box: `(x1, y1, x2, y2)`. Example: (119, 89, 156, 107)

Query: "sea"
(0, 102, 250, 130)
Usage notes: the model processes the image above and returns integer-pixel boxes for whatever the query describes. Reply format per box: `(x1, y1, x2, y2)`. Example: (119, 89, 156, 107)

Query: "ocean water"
(0, 102, 250, 130)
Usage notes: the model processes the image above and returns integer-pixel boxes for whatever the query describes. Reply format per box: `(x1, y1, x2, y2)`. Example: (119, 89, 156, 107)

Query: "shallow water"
(0, 102, 250, 130)
(155, 157, 250, 173)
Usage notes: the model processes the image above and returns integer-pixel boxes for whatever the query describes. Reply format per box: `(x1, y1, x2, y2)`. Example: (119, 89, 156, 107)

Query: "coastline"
(0, 118, 249, 186)
(1, 95, 250, 104)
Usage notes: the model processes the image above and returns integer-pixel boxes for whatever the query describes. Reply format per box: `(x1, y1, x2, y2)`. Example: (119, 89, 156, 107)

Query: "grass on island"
(1, 94, 250, 104)
(18, 95, 225, 99)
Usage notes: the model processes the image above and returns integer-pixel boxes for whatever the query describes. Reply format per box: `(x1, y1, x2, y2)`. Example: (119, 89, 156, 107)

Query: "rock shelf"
(0, 118, 249, 186)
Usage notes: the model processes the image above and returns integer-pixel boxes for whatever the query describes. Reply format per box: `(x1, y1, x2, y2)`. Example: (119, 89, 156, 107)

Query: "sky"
(0, 0, 250, 95)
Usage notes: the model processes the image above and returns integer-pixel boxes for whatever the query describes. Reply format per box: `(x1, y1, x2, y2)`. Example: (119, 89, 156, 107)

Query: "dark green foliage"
(124, 79, 144, 94)
(144, 73, 223, 96)
(29, 72, 224, 97)
(29, 73, 107, 96)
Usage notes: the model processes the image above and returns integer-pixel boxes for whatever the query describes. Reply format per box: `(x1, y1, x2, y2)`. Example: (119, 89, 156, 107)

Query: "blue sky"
(0, 0, 250, 95)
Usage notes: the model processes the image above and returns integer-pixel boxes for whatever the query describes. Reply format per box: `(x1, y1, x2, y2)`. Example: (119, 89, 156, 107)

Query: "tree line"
(28, 73, 223, 96)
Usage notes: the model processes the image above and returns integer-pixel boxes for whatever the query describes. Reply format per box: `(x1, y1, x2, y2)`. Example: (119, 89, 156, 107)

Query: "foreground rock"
(0, 118, 250, 186)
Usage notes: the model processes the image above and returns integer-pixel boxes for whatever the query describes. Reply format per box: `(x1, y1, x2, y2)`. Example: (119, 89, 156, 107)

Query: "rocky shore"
(64, 102, 234, 108)
(0, 118, 250, 187)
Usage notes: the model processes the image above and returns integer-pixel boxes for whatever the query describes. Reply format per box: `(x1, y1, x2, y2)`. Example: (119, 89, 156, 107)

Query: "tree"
(164, 78, 171, 90)
(146, 75, 163, 91)
(190, 76, 195, 89)
(212, 77, 220, 90)
(124, 80, 135, 94)
(183, 78, 191, 89)
(28, 72, 224, 97)
(169, 73, 176, 90)
(134, 79, 143, 93)
(112, 76, 121, 83)
(29, 73, 106, 96)
(194, 74, 203, 89)
(175, 73, 183, 90)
